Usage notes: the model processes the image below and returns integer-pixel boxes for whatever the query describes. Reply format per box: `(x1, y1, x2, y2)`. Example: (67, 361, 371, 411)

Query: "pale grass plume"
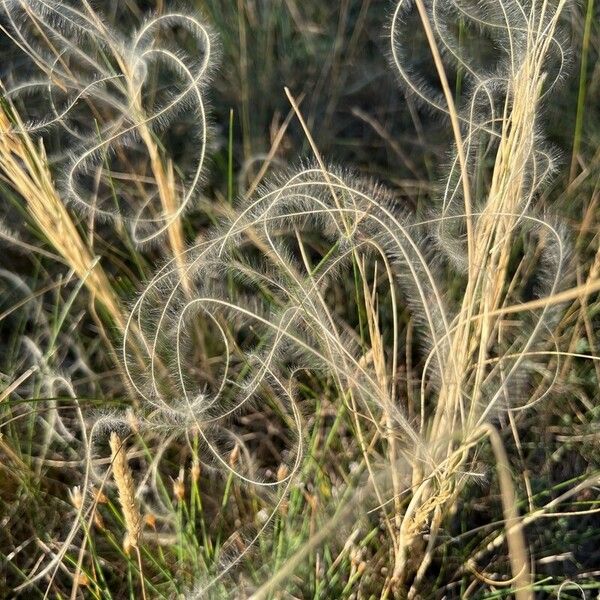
(109, 431, 147, 600)
(0, 101, 125, 330)
(109, 431, 142, 549)
(1, 0, 218, 248)
(388, 0, 572, 595)
(127, 0, 580, 595)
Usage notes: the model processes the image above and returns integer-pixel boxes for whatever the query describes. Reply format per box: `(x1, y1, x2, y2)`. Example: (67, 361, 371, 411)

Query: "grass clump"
(1, 0, 599, 599)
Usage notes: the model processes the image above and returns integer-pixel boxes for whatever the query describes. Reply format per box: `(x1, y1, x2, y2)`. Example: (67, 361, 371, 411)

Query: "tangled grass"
(0, 0, 599, 598)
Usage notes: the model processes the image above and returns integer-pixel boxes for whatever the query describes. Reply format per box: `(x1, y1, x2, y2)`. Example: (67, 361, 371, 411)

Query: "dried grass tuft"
(0, 103, 125, 330)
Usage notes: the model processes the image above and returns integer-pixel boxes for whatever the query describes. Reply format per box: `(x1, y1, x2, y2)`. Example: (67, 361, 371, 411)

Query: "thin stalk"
(569, 0, 595, 182)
